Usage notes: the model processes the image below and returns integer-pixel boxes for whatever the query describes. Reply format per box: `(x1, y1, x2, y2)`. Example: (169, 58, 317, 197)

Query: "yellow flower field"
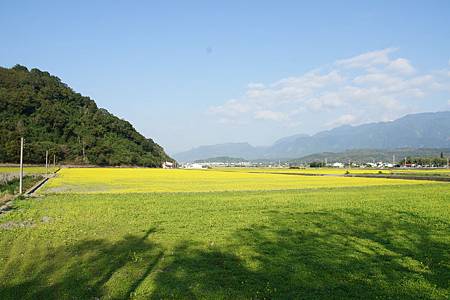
(214, 167, 450, 175)
(41, 167, 437, 194)
(215, 167, 393, 175)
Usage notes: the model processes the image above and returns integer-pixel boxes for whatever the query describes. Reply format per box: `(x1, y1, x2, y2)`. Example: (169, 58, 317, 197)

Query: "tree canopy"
(0, 65, 172, 166)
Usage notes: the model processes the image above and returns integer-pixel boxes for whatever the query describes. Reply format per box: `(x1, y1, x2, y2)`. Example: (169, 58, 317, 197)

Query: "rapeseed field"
(214, 167, 390, 174)
(41, 168, 436, 193)
(216, 167, 450, 175)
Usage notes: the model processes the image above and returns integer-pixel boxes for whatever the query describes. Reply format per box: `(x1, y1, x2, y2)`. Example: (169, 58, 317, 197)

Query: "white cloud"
(387, 58, 415, 75)
(326, 114, 358, 127)
(335, 48, 397, 69)
(208, 99, 249, 117)
(306, 92, 345, 111)
(208, 48, 450, 130)
(254, 110, 288, 122)
(247, 82, 265, 89)
(274, 70, 344, 90)
(353, 72, 403, 85)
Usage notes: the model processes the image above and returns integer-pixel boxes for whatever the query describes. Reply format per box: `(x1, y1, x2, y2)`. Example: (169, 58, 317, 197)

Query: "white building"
(332, 162, 345, 168)
(162, 161, 174, 169)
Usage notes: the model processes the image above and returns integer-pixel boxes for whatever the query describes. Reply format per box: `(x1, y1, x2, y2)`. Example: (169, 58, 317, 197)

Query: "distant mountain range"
(173, 111, 450, 162)
(194, 156, 248, 163)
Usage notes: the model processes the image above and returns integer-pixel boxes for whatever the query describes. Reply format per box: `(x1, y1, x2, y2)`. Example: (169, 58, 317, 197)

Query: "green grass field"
(0, 166, 59, 175)
(1, 168, 449, 299)
(1, 166, 58, 205)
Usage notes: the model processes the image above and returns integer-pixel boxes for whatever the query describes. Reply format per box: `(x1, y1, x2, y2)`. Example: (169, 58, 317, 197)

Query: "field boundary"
(0, 168, 60, 215)
(344, 173, 450, 182)
(232, 170, 450, 182)
(26, 168, 60, 195)
(25, 176, 50, 195)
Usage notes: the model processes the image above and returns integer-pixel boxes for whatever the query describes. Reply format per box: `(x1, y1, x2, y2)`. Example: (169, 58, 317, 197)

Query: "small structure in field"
(162, 161, 175, 169)
(332, 162, 345, 168)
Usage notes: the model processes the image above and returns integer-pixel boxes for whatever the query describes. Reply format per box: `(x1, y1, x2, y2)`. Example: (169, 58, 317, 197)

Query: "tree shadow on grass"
(1, 210, 449, 299)
(0, 228, 163, 299)
(150, 209, 450, 299)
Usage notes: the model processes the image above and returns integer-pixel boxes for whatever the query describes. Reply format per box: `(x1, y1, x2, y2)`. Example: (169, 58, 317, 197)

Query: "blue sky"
(1, 1, 450, 153)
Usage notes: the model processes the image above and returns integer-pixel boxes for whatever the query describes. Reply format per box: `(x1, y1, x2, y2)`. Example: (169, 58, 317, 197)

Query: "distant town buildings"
(182, 163, 206, 169)
(332, 162, 344, 168)
(174, 157, 449, 169)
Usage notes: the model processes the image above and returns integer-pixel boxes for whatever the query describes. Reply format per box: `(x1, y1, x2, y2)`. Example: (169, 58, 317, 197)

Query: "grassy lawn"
(0, 166, 59, 175)
(0, 166, 59, 205)
(1, 175, 449, 299)
(0, 176, 43, 205)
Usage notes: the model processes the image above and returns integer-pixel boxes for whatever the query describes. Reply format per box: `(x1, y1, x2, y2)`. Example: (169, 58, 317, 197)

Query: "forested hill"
(0, 65, 172, 166)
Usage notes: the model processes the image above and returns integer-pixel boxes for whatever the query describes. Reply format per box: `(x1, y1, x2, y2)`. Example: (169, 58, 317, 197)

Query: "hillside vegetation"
(0, 65, 171, 166)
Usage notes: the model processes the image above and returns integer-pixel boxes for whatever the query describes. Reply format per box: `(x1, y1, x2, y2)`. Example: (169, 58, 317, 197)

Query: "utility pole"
(82, 142, 86, 163)
(19, 137, 24, 194)
(45, 150, 49, 174)
(393, 154, 395, 165)
(53, 154, 56, 168)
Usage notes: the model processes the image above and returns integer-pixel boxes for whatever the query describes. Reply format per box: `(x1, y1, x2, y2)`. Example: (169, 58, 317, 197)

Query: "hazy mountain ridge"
(194, 156, 249, 163)
(174, 111, 450, 162)
(173, 142, 265, 163)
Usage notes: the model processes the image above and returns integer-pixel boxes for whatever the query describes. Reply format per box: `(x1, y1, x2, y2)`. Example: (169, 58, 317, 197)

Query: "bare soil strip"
(247, 170, 450, 182)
